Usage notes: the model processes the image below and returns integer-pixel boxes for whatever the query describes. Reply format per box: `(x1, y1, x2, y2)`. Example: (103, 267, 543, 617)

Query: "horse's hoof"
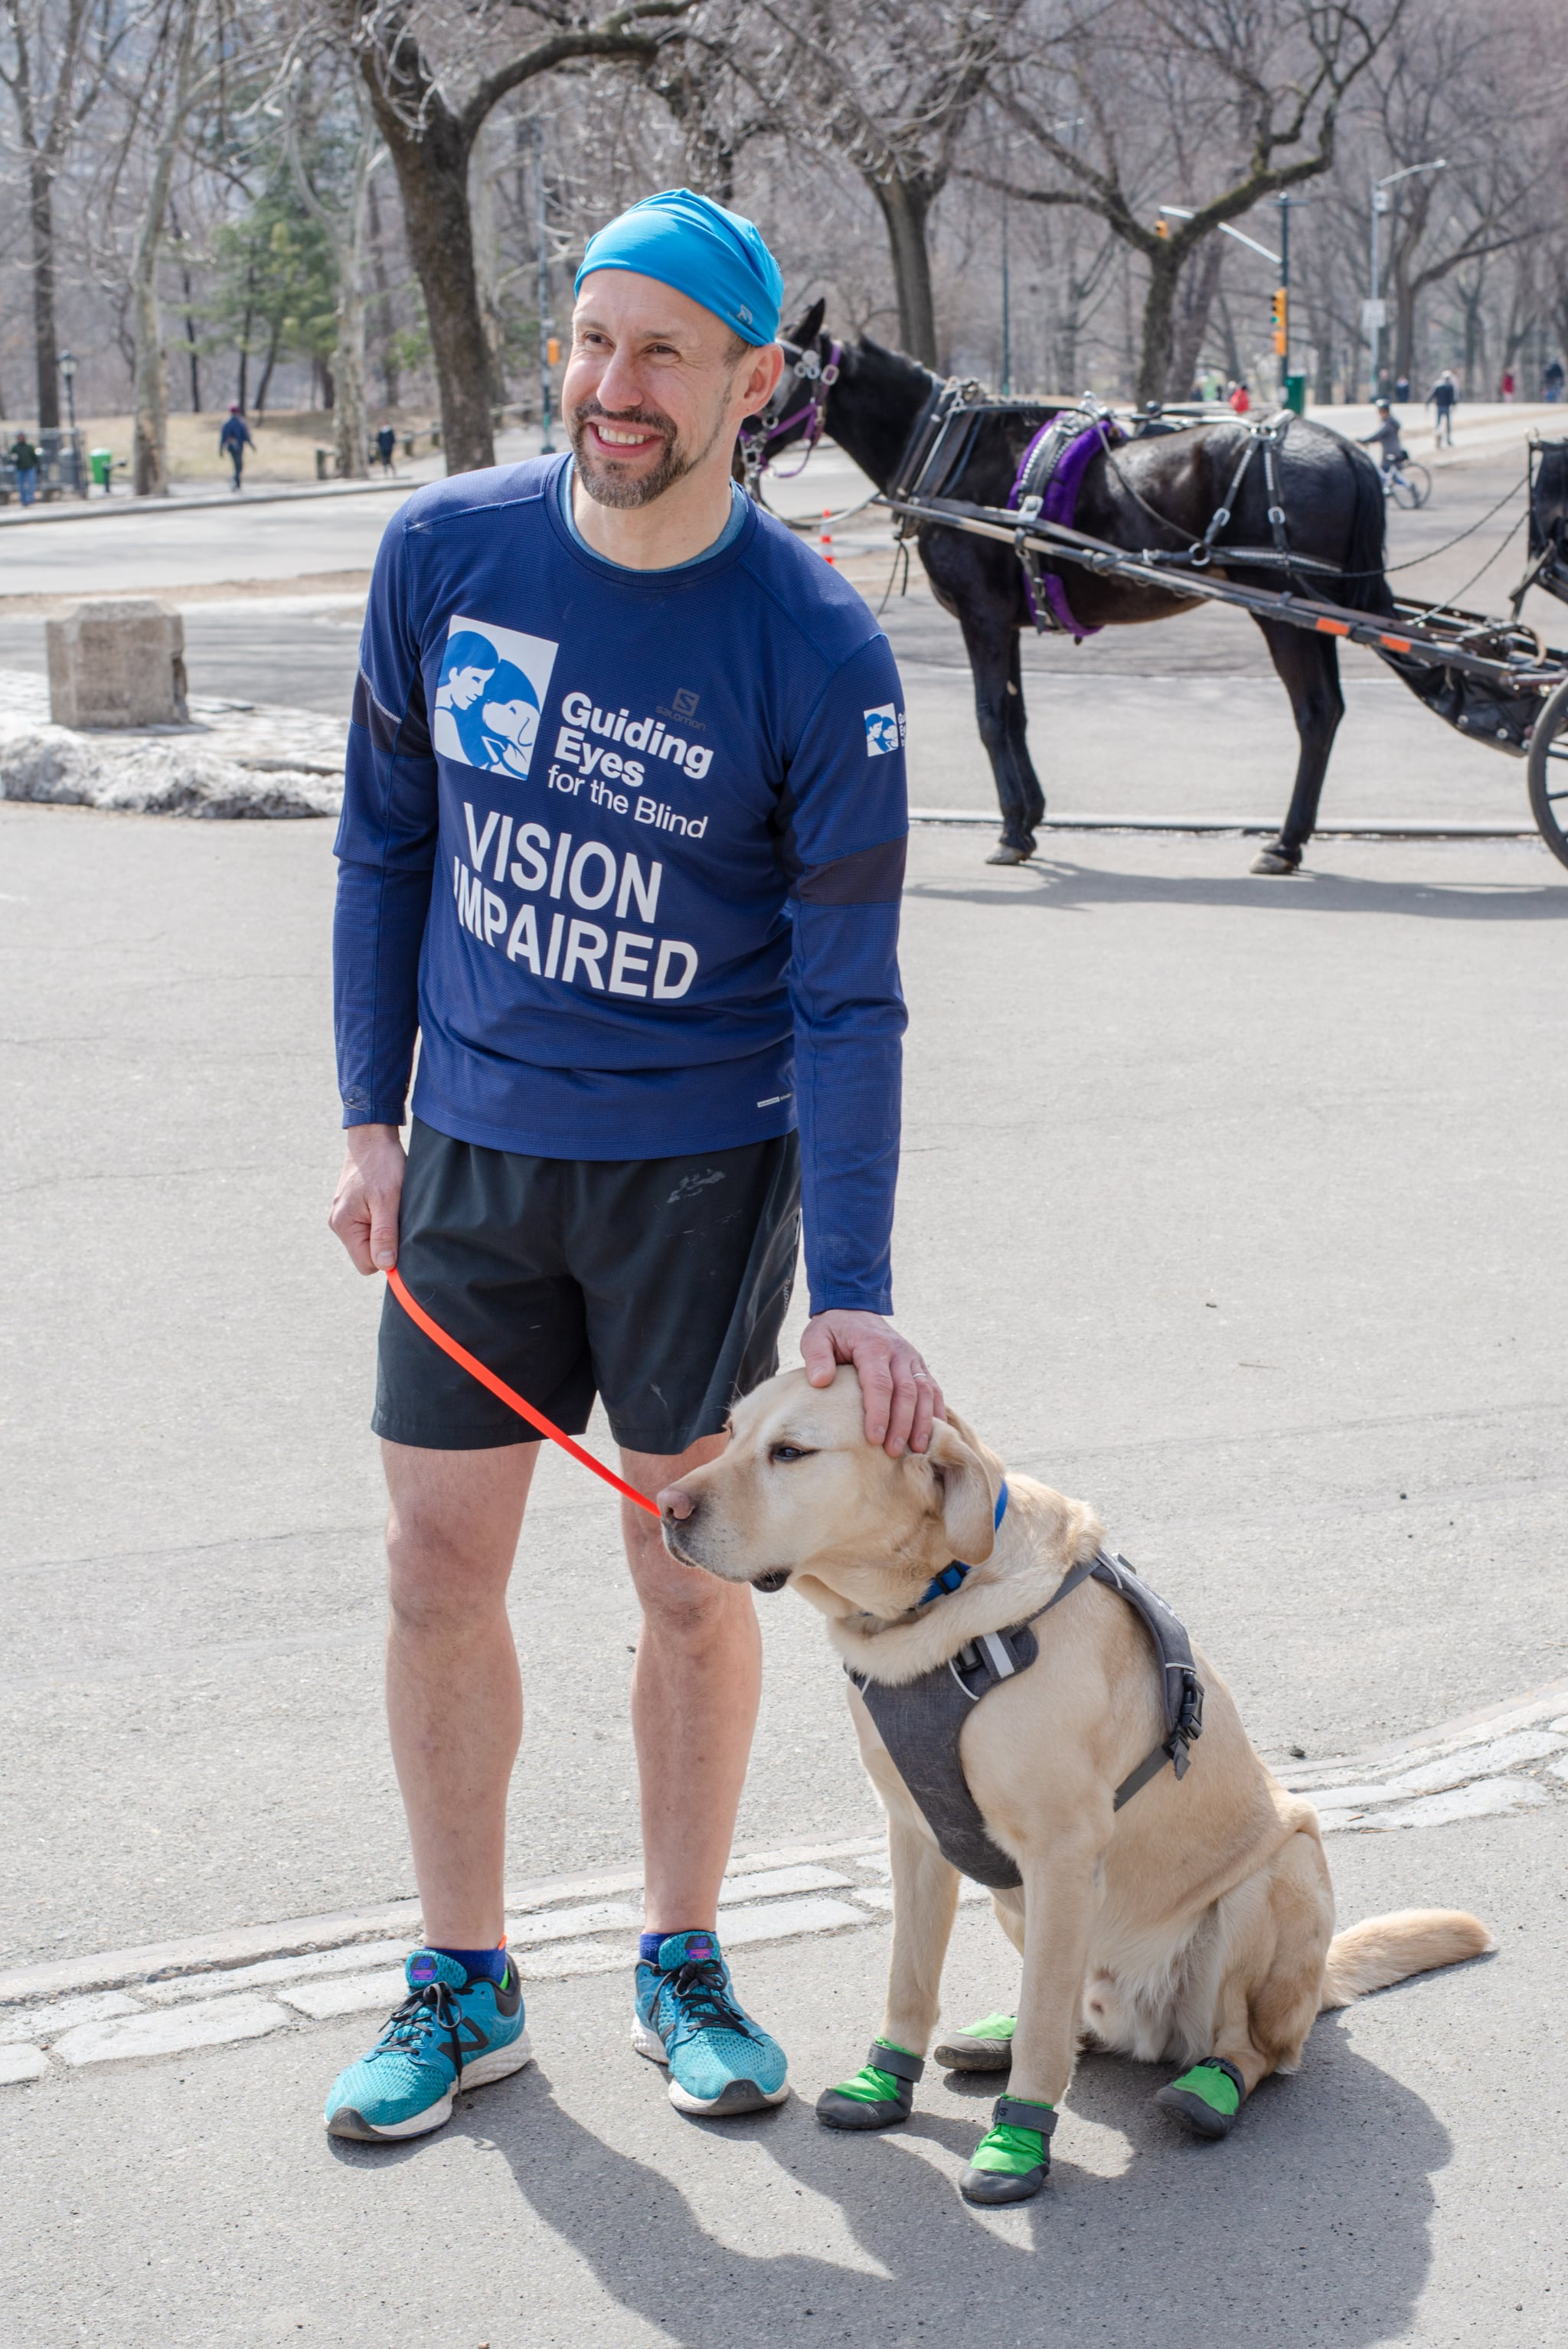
(1250, 845, 1302, 876)
(985, 842, 1034, 867)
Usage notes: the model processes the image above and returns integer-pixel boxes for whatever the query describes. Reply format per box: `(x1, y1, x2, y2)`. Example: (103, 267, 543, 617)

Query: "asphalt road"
(3, 805, 1565, 1975)
(5, 417, 1567, 2345)
(2, 430, 1561, 832)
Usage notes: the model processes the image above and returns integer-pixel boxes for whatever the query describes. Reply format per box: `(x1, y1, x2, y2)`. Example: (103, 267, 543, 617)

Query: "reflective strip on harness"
(851, 1546, 1204, 1890)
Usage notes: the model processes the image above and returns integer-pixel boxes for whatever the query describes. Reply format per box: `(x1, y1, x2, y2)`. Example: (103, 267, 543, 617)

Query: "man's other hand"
(799, 1312, 944, 1458)
(329, 1124, 407, 1273)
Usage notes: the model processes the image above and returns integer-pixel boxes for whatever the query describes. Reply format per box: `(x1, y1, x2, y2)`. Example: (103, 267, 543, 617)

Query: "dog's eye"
(769, 1443, 814, 1464)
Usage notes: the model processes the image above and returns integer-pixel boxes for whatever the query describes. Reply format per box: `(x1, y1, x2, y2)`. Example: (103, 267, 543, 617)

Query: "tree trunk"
(131, 0, 202, 496)
(28, 153, 61, 427)
(1164, 236, 1223, 400)
(366, 175, 400, 408)
(255, 320, 280, 414)
(871, 175, 939, 368)
(1135, 247, 1182, 407)
(359, 71, 492, 471)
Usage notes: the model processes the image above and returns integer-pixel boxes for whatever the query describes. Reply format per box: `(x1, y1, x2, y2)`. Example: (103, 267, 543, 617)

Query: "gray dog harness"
(849, 1511, 1205, 1892)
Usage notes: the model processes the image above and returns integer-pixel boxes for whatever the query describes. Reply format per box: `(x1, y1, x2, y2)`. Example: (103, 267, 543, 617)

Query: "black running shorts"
(373, 1119, 801, 1457)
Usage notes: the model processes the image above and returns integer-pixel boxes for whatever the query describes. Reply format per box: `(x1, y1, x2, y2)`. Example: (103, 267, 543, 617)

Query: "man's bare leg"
(621, 1433, 760, 1931)
(383, 1438, 538, 1949)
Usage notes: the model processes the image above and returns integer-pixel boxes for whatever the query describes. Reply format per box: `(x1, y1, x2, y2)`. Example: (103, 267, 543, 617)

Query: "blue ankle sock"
(431, 1943, 508, 1985)
(639, 1932, 668, 1964)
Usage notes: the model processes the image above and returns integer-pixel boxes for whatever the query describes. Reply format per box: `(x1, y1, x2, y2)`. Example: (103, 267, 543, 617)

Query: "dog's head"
(658, 1367, 1003, 1621)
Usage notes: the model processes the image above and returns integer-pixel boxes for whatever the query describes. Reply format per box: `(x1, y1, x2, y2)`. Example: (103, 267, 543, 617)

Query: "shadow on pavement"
(910, 858, 1567, 922)
(339, 2015, 1449, 2348)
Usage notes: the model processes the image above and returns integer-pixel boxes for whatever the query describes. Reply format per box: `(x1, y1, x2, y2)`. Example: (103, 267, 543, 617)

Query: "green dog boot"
(933, 2011, 1016, 2073)
(1155, 2057, 1245, 2139)
(959, 2095, 1057, 2204)
(815, 2040, 924, 2131)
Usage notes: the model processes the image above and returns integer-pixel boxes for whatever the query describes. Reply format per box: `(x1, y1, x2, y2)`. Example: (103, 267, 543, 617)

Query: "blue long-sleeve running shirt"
(333, 454, 909, 1315)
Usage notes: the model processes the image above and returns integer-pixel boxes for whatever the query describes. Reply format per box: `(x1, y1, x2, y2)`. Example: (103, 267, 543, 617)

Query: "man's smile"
(587, 419, 665, 452)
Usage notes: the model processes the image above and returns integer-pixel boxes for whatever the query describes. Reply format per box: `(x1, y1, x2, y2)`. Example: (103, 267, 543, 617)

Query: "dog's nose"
(658, 1484, 696, 1521)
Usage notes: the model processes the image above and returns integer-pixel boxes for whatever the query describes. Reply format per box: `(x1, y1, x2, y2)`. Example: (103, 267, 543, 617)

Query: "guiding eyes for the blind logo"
(864, 704, 905, 758)
(434, 616, 560, 779)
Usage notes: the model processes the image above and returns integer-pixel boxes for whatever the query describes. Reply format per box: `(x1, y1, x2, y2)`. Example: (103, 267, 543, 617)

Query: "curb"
(908, 808, 1540, 841)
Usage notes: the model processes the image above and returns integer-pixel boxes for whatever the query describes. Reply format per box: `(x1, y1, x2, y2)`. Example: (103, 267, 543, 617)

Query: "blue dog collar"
(918, 1478, 1009, 1608)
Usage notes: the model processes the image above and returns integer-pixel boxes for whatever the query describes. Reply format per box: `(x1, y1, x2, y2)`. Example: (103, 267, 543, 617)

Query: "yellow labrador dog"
(659, 1367, 1489, 2205)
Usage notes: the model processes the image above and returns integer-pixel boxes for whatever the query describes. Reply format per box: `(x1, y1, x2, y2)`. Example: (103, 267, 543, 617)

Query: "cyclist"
(1359, 397, 1409, 479)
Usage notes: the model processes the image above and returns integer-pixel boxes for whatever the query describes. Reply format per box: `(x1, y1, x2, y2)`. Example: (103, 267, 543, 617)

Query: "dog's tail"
(1318, 1908, 1491, 2011)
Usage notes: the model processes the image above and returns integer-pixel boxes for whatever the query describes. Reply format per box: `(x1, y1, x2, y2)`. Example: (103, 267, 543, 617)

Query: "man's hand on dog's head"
(799, 1312, 943, 1458)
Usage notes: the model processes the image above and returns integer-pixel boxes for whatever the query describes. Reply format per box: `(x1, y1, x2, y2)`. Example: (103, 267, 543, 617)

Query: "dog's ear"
(925, 1418, 996, 1563)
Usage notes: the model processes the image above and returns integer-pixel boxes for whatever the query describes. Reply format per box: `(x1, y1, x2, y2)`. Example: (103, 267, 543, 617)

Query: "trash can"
(315, 446, 331, 481)
(90, 448, 114, 493)
(1285, 372, 1307, 416)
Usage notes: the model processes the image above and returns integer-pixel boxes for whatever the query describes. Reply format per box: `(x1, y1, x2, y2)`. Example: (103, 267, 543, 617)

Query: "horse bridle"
(738, 335, 842, 492)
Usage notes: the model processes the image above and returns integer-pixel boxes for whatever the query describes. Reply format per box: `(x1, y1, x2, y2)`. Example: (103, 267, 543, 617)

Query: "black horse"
(768, 301, 1392, 874)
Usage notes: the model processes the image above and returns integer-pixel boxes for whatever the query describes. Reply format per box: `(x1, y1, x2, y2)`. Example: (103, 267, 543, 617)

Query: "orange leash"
(384, 1264, 661, 1515)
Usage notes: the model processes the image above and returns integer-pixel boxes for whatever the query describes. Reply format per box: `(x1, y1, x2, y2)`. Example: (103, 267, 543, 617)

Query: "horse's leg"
(959, 613, 1046, 864)
(1249, 619, 1345, 877)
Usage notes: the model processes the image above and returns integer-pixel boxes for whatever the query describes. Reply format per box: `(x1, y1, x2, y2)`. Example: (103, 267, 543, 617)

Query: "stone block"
(46, 598, 189, 730)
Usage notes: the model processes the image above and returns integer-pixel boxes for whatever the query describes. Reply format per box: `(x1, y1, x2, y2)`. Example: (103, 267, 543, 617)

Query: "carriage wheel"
(1527, 676, 1568, 872)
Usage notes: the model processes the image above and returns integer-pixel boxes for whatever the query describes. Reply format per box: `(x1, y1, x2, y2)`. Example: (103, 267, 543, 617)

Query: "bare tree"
(327, 0, 691, 475)
(975, 0, 1403, 404)
(285, 58, 384, 475)
(129, 0, 204, 492)
(756, 0, 1022, 368)
(1, 0, 125, 424)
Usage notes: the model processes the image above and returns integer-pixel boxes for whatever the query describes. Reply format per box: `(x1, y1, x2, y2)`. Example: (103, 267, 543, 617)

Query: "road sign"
(1361, 298, 1388, 332)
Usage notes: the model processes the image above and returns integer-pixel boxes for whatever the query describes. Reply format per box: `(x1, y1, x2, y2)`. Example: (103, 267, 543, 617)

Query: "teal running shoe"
(632, 1929, 789, 2116)
(324, 1948, 531, 2142)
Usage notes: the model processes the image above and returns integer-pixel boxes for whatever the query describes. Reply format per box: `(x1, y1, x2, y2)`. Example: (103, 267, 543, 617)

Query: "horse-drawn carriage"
(743, 302, 1568, 876)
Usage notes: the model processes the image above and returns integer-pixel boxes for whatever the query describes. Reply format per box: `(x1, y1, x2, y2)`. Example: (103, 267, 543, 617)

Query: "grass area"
(72, 407, 434, 486)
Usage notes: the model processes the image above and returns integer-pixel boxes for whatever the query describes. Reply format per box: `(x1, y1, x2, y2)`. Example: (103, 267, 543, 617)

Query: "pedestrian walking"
(374, 421, 397, 475)
(1229, 379, 1251, 415)
(325, 187, 937, 2147)
(1500, 368, 1516, 403)
(1427, 368, 1458, 446)
(1394, 372, 1410, 402)
(1545, 357, 1565, 404)
(8, 430, 40, 505)
(218, 403, 253, 489)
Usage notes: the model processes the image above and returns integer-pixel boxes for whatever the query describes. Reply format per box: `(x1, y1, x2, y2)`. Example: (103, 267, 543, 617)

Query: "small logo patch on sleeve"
(864, 704, 903, 757)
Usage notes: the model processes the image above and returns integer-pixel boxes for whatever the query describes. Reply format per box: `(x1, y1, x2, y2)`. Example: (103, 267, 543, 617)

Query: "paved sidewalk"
(3, 1807, 1563, 2349)
(3, 802, 1566, 2344)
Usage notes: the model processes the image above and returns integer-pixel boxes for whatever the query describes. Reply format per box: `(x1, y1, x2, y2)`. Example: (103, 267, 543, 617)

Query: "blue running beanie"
(574, 188, 783, 347)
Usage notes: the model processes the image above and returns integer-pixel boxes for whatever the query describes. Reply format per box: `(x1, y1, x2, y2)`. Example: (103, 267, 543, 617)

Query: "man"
(219, 403, 253, 489)
(1427, 368, 1457, 446)
(8, 430, 40, 506)
(1358, 397, 1408, 476)
(375, 420, 398, 475)
(325, 188, 939, 2143)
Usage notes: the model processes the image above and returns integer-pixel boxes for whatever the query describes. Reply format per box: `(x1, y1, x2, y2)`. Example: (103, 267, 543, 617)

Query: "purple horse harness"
(1008, 414, 1123, 639)
(740, 340, 843, 485)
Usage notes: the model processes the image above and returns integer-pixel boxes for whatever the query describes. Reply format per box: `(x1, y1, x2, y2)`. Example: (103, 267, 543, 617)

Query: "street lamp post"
(1367, 159, 1446, 399)
(58, 351, 83, 497)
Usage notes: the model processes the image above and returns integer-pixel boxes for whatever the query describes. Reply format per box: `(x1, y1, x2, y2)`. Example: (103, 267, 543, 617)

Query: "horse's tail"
(1334, 443, 1393, 615)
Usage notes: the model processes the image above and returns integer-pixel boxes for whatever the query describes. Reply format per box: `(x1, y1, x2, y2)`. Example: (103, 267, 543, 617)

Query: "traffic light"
(1271, 287, 1288, 356)
(1154, 216, 1170, 238)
